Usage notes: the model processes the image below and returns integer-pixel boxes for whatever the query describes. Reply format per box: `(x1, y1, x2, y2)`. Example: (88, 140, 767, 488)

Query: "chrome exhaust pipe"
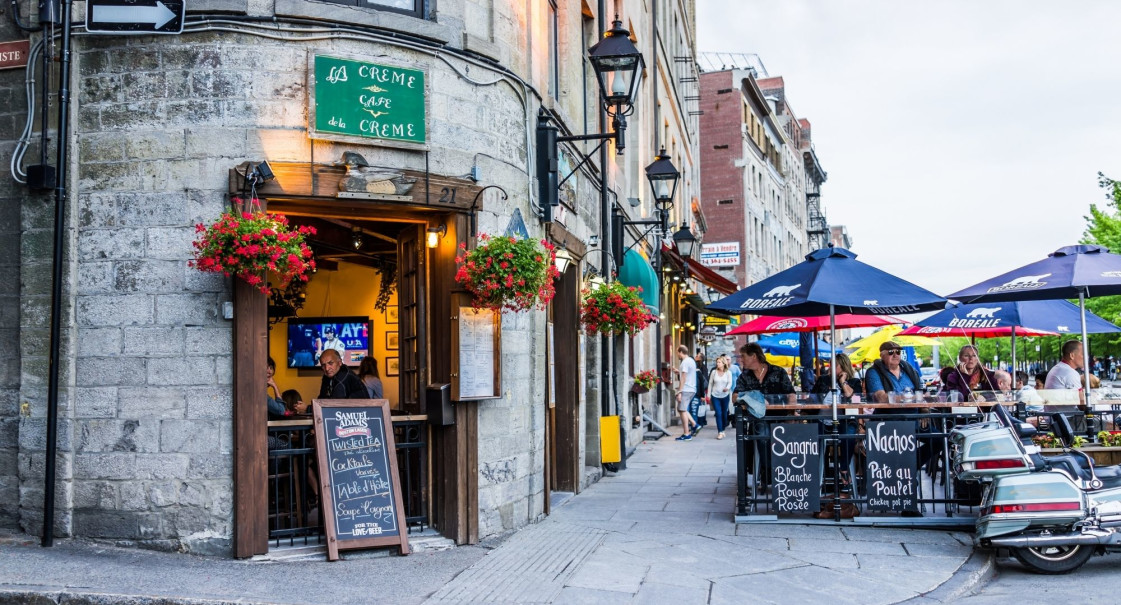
(989, 533, 1109, 548)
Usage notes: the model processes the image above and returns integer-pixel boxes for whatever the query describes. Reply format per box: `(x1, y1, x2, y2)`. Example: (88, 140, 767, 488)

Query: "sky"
(696, 1, 1121, 297)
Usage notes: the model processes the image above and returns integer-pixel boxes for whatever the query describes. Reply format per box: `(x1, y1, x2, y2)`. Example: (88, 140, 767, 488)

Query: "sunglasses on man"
(884, 349, 902, 356)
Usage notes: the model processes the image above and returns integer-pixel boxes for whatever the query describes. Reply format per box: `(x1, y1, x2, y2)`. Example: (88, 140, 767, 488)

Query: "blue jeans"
(711, 395, 730, 432)
(690, 395, 707, 427)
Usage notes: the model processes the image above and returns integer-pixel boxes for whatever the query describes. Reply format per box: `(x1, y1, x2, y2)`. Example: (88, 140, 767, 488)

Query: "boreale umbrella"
(947, 244, 1121, 397)
(708, 246, 945, 421)
(898, 300, 1120, 339)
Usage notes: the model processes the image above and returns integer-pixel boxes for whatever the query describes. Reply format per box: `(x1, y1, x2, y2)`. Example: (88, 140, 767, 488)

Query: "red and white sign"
(699, 241, 740, 267)
(0, 40, 30, 71)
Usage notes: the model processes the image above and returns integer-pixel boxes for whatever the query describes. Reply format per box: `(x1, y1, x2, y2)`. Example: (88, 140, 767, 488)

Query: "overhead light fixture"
(554, 248, 572, 274)
(426, 224, 447, 249)
(351, 228, 363, 250)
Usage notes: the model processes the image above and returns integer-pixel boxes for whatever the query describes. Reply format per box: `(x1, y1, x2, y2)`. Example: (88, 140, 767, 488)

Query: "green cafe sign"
(311, 54, 427, 146)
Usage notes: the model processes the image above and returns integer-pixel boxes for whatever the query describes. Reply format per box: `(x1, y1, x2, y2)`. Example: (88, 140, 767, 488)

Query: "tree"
(1081, 172, 1121, 357)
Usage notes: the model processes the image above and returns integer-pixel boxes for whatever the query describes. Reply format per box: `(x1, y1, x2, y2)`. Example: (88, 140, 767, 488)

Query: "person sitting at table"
(944, 345, 997, 402)
(864, 341, 924, 411)
(809, 353, 863, 488)
(281, 389, 309, 415)
(734, 342, 796, 484)
(357, 356, 384, 399)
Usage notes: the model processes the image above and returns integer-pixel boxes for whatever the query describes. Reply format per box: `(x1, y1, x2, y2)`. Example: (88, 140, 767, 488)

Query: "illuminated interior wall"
(268, 262, 400, 407)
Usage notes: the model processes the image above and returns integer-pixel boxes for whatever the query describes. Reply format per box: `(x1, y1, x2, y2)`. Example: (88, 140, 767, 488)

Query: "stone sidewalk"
(0, 424, 985, 604)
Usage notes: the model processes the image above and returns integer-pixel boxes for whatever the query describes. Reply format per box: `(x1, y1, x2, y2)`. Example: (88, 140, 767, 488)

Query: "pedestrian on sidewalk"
(707, 355, 733, 439)
(691, 351, 709, 434)
(673, 345, 698, 440)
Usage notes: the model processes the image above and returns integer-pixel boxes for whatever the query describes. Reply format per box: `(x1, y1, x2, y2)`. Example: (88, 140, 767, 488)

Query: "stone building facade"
(1, 0, 700, 555)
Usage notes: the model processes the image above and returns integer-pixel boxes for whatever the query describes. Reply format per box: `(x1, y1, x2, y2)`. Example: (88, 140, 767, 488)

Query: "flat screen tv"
(287, 316, 371, 369)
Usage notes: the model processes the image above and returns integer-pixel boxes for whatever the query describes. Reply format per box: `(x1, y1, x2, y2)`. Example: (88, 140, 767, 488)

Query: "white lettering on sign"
(700, 242, 740, 267)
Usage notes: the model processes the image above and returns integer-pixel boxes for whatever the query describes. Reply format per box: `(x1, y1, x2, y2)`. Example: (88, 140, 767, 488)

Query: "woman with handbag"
(707, 356, 734, 440)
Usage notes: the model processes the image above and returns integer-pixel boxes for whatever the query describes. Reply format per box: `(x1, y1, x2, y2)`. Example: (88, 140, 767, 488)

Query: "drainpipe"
(42, 0, 74, 547)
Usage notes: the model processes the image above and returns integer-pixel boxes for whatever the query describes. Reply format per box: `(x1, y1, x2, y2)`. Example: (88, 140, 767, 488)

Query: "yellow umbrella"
(764, 353, 799, 367)
(845, 325, 943, 364)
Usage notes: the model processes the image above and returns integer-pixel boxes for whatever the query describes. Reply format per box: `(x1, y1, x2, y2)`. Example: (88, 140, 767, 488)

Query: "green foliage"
(1082, 172, 1121, 354)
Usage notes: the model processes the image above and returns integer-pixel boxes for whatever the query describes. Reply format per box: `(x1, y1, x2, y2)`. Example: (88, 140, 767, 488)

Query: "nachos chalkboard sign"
(313, 399, 410, 560)
(864, 420, 919, 513)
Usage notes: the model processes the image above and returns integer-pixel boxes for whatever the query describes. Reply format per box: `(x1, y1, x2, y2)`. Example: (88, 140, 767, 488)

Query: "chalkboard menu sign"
(864, 421, 918, 512)
(313, 399, 410, 560)
(770, 423, 821, 514)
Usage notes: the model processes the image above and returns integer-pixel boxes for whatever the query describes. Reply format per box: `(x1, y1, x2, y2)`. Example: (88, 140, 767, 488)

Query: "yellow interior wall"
(269, 262, 400, 407)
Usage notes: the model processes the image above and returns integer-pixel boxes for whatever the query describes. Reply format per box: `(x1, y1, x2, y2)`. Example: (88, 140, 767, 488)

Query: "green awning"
(617, 249, 659, 313)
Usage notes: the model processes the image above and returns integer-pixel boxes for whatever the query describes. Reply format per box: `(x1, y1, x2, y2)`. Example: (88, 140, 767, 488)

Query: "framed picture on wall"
(386, 331, 399, 351)
(386, 306, 398, 324)
(386, 357, 399, 377)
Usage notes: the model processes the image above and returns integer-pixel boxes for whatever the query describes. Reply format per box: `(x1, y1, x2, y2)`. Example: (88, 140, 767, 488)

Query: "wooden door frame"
(233, 199, 479, 551)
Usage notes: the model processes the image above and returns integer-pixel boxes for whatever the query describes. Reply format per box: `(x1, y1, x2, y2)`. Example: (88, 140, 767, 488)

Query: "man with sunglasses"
(865, 341, 924, 411)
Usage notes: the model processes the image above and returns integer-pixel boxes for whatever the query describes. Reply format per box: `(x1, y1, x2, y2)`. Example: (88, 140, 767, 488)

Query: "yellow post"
(599, 415, 621, 463)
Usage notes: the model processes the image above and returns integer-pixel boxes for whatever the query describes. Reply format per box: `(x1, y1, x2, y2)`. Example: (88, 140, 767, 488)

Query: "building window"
(548, 0, 560, 101)
(339, 0, 425, 18)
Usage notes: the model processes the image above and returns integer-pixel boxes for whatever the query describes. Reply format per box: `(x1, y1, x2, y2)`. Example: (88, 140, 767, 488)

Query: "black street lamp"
(588, 19, 644, 116)
(673, 224, 698, 259)
(611, 151, 680, 267)
(537, 19, 645, 223)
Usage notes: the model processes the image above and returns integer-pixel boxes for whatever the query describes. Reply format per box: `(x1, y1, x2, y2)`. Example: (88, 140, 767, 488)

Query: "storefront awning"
(617, 249, 659, 312)
(685, 293, 733, 319)
(661, 245, 738, 295)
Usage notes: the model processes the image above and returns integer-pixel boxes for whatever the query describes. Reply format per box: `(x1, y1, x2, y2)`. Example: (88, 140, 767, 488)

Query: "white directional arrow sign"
(86, 0, 185, 34)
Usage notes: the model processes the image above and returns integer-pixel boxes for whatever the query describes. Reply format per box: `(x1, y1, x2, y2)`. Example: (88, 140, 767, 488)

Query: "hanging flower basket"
(631, 369, 660, 394)
(580, 280, 657, 336)
(455, 234, 559, 312)
(190, 198, 316, 294)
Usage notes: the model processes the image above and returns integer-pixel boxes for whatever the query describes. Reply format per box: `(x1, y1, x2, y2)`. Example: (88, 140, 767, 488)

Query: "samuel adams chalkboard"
(310, 53, 427, 148)
(313, 399, 410, 560)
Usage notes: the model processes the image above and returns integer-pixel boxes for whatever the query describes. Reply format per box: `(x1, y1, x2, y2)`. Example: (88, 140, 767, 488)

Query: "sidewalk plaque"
(864, 421, 918, 512)
(310, 53, 427, 149)
(0, 40, 30, 70)
(770, 423, 820, 513)
(313, 399, 410, 560)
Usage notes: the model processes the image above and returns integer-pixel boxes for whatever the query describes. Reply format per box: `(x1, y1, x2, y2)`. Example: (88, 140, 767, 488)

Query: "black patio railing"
(267, 415, 429, 548)
(733, 394, 986, 525)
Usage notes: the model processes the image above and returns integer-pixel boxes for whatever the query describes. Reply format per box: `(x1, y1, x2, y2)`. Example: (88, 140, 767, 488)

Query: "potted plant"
(455, 234, 559, 312)
(580, 280, 657, 336)
(191, 198, 316, 293)
(632, 369, 660, 394)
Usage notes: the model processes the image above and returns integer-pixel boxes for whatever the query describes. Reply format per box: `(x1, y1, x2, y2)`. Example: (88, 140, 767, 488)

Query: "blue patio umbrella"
(756, 333, 835, 358)
(903, 300, 1121, 338)
(709, 246, 945, 420)
(947, 245, 1121, 396)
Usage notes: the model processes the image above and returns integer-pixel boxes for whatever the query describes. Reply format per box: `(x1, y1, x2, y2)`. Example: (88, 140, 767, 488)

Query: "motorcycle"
(951, 403, 1121, 574)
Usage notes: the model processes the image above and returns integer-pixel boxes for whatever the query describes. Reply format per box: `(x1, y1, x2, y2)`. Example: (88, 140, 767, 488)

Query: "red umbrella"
(726, 313, 905, 336)
(898, 325, 1057, 339)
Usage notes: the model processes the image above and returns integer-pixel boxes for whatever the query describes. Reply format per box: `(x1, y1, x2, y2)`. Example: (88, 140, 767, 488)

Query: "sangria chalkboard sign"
(770, 423, 821, 514)
(864, 421, 918, 512)
(313, 399, 410, 560)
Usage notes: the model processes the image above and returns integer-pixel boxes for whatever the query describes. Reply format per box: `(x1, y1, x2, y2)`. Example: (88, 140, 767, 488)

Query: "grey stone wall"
(0, 16, 25, 529)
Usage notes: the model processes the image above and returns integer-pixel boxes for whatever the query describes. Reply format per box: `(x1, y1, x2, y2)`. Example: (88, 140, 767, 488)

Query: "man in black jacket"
(318, 349, 368, 399)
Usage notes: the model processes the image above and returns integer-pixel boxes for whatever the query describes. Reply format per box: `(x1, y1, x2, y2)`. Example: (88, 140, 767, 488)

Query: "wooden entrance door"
(552, 264, 580, 493)
(397, 225, 426, 413)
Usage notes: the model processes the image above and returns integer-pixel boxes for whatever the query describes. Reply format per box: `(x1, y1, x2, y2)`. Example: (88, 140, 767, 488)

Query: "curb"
(0, 589, 297, 605)
(898, 548, 995, 604)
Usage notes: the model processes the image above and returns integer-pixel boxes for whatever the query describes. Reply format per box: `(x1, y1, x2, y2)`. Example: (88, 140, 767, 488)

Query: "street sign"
(86, 0, 185, 34)
(0, 40, 30, 71)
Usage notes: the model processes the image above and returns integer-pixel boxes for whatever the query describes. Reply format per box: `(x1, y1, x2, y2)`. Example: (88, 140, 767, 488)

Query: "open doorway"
(259, 208, 431, 552)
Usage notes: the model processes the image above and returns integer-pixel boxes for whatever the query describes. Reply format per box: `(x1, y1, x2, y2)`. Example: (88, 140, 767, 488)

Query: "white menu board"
(456, 307, 499, 399)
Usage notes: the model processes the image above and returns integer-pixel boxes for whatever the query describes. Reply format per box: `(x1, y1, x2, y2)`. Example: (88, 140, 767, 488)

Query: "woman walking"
(706, 355, 734, 439)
